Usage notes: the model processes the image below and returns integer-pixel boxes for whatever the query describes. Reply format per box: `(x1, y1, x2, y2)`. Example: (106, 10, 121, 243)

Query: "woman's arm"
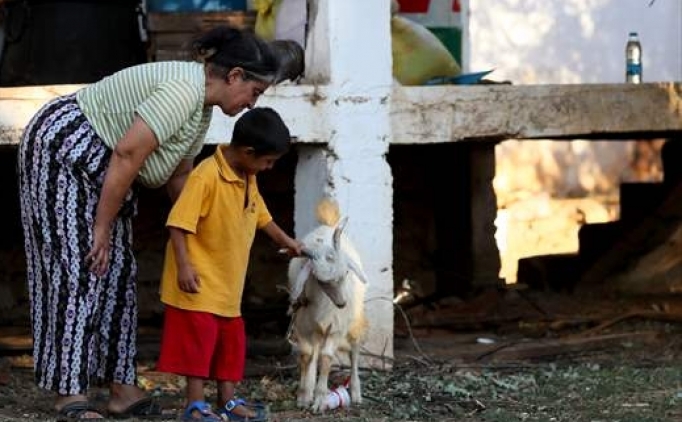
(86, 115, 158, 276)
(166, 158, 194, 203)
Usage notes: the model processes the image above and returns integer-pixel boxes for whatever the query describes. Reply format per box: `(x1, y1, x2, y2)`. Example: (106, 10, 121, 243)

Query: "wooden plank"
(0, 327, 32, 352)
(147, 11, 257, 62)
(147, 11, 256, 33)
(476, 331, 662, 362)
(154, 50, 193, 62)
(153, 33, 197, 47)
(571, 310, 682, 337)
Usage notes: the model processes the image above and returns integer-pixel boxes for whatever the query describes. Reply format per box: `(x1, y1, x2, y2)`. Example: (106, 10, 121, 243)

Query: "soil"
(1, 289, 682, 422)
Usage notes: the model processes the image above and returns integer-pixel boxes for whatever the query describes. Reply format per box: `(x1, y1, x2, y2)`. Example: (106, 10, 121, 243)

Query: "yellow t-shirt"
(160, 145, 273, 317)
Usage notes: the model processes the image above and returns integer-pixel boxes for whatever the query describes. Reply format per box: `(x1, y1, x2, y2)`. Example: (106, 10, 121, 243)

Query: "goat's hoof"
(311, 396, 328, 414)
(296, 397, 312, 409)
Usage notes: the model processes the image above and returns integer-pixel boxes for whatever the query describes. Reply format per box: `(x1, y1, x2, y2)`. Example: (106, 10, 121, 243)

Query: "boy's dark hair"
(231, 107, 291, 156)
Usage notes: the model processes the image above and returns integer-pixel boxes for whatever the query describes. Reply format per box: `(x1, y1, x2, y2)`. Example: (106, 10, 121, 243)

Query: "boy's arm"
(169, 226, 201, 293)
(261, 220, 303, 256)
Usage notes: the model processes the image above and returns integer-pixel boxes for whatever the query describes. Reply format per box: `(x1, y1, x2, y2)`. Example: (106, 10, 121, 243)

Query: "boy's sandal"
(217, 399, 268, 422)
(235, 398, 266, 410)
(56, 401, 104, 421)
(182, 401, 222, 422)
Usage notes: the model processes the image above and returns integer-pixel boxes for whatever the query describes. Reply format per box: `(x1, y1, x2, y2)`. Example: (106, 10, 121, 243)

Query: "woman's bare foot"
(106, 383, 149, 414)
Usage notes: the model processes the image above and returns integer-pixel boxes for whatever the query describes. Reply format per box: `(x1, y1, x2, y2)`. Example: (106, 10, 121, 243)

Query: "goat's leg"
(297, 342, 318, 408)
(349, 341, 363, 404)
(311, 349, 334, 413)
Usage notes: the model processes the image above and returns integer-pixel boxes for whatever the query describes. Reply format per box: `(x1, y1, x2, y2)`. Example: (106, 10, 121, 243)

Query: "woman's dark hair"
(193, 25, 280, 82)
(231, 107, 291, 156)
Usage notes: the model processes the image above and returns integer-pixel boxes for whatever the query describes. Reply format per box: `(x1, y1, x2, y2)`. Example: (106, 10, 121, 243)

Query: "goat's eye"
(325, 253, 334, 262)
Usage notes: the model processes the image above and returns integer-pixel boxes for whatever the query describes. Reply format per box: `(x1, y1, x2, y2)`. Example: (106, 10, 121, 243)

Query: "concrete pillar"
(428, 143, 501, 298)
(295, 0, 394, 367)
(470, 142, 503, 289)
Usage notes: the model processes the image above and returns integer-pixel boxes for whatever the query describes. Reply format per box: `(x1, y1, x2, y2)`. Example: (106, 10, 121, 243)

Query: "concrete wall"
(291, 0, 395, 366)
(467, 0, 682, 83)
(467, 0, 682, 282)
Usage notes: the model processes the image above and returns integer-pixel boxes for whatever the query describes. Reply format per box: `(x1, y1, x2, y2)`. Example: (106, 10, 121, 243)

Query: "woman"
(17, 25, 302, 420)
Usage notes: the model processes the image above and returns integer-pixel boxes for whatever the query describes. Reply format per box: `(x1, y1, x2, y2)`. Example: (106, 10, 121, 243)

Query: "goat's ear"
(290, 261, 312, 302)
(333, 217, 349, 251)
(347, 256, 370, 284)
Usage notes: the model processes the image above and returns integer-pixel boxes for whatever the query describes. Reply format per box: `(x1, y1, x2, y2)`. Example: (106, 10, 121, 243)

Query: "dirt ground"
(1, 289, 682, 422)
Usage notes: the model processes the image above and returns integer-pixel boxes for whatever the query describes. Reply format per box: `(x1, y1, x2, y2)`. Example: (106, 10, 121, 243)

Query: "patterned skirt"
(17, 93, 139, 395)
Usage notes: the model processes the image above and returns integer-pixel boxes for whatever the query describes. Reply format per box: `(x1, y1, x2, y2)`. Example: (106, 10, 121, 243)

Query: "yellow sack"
(391, 15, 462, 85)
(254, 0, 282, 41)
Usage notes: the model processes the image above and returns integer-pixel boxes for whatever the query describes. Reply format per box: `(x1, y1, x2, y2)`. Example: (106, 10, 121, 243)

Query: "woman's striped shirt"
(76, 61, 212, 188)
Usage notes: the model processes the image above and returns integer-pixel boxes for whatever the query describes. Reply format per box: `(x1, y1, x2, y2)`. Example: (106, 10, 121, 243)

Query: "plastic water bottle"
(324, 384, 351, 410)
(625, 32, 642, 83)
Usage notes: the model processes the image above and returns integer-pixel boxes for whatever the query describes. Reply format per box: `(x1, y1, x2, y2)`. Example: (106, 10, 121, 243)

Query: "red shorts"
(156, 305, 246, 382)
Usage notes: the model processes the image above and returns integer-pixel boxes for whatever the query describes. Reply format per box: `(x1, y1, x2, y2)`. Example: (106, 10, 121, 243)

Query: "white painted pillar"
(294, 0, 395, 367)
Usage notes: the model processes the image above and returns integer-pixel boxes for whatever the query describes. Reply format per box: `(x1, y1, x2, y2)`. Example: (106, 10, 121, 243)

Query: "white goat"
(287, 198, 369, 413)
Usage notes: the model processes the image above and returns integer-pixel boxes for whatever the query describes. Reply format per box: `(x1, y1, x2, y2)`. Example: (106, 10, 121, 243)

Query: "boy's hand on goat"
(278, 240, 306, 258)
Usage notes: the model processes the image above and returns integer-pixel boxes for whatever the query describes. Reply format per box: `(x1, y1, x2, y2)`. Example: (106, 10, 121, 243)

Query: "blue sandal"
(217, 399, 268, 422)
(182, 401, 222, 422)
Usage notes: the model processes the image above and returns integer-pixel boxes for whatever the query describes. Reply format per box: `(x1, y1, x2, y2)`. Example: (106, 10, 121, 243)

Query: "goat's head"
(296, 217, 369, 308)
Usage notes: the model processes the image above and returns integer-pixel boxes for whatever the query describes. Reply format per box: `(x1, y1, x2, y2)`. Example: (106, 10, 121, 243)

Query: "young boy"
(156, 107, 303, 422)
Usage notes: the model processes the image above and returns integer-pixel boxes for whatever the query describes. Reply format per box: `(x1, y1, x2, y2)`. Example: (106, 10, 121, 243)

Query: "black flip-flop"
(56, 401, 104, 421)
(108, 396, 170, 420)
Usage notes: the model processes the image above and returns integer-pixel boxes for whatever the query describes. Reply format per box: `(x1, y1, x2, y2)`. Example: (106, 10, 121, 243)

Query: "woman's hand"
(86, 223, 111, 276)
